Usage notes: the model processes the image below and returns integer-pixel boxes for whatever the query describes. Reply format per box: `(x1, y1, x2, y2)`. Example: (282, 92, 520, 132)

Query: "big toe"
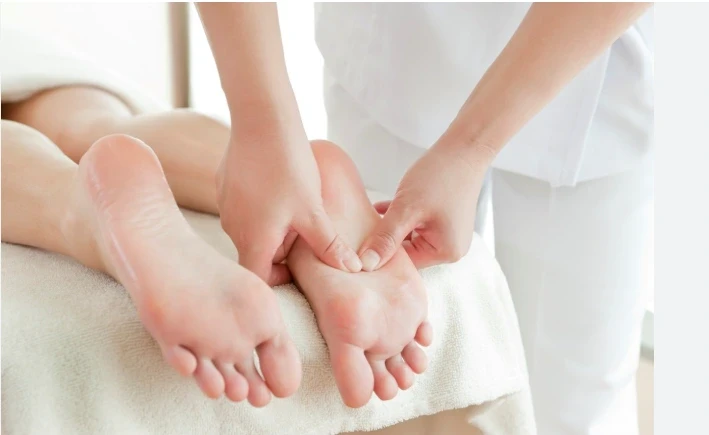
(256, 334, 302, 398)
(330, 343, 373, 408)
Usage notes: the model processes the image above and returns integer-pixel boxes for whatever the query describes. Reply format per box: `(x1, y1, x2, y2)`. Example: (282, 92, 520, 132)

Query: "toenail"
(360, 250, 380, 272)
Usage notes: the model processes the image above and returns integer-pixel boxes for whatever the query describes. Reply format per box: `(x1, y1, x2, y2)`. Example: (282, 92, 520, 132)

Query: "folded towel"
(0, 26, 536, 435)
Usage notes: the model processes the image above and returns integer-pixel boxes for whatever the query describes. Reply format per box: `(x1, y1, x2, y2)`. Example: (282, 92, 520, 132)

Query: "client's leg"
(1, 123, 300, 406)
(4, 86, 297, 285)
(288, 140, 433, 408)
(3, 86, 224, 214)
(1, 120, 78, 257)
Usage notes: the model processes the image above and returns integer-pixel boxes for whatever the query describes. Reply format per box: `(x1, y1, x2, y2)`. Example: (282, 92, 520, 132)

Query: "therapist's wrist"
(226, 71, 298, 122)
(434, 120, 499, 173)
(227, 83, 308, 148)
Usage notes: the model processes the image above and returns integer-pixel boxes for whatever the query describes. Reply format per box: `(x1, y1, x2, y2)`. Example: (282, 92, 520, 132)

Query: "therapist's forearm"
(195, 2, 304, 138)
(440, 2, 652, 164)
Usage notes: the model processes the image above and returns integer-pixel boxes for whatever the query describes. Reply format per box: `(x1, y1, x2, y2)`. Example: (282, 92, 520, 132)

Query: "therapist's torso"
(314, 3, 654, 187)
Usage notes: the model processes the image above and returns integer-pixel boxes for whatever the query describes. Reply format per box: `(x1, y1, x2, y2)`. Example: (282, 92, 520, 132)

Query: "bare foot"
(287, 140, 433, 408)
(62, 134, 301, 406)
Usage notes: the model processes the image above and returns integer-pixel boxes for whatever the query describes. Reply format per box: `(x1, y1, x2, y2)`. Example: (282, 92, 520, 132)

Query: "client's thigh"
(2, 87, 133, 161)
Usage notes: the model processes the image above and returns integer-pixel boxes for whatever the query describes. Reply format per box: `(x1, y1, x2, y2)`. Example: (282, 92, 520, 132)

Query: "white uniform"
(315, 3, 654, 434)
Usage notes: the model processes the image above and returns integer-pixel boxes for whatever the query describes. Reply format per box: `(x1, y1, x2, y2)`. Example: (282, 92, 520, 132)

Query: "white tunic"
(314, 3, 654, 187)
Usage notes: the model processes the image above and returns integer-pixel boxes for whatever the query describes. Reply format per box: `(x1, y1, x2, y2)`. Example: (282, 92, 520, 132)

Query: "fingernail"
(343, 253, 363, 273)
(360, 250, 380, 272)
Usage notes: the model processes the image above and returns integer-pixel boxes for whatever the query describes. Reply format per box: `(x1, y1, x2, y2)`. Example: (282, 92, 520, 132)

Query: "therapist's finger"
(295, 207, 363, 273)
(402, 235, 440, 270)
(373, 202, 414, 241)
(237, 234, 281, 285)
(358, 202, 420, 272)
(272, 231, 299, 264)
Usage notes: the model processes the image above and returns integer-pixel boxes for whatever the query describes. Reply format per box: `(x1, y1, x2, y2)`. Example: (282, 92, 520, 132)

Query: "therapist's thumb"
(359, 203, 419, 272)
(295, 208, 363, 273)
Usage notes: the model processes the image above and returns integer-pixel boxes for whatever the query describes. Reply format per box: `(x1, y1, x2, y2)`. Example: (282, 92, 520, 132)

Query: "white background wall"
(1, 2, 174, 106)
(188, 2, 327, 140)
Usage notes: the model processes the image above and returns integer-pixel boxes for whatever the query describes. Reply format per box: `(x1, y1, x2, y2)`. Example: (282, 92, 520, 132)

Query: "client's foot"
(287, 140, 433, 408)
(63, 134, 301, 406)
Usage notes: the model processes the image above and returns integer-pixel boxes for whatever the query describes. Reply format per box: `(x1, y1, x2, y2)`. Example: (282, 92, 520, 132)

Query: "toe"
(194, 358, 225, 399)
(330, 343, 373, 408)
(236, 356, 272, 407)
(385, 355, 414, 390)
(415, 322, 433, 347)
(160, 344, 197, 376)
(401, 342, 428, 374)
(256, 333, 302, 398)
(217, 362, 249, 402)
(371, 359, 398, 400)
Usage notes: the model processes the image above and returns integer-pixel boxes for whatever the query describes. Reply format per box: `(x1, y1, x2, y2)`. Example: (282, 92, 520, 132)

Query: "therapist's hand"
(217, 130, 363, 286)
(197, 3, 361, 285)
(358, 140, 491, 271)
(357, 2, 653, 272)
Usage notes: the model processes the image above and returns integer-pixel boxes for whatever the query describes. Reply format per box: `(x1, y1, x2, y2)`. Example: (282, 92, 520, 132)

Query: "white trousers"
(323, 71, 653, 434)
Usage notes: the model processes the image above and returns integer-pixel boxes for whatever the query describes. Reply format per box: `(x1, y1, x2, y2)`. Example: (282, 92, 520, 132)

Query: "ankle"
(57, 170, 106, 272)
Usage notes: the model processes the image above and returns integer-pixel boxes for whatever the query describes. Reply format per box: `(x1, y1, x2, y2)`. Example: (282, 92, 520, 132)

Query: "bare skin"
(1, 86, 431, 407)
(2, 123, 300, 407)
(289, 141, 432, 407)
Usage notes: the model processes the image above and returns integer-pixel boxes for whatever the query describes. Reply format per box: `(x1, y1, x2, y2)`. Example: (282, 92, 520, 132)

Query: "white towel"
(0, 27, 537, 435)
(2, 205, 535, 435)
